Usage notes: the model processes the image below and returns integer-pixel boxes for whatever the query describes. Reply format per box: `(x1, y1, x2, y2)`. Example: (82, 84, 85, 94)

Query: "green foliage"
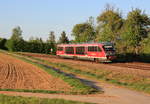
(47, 31, 56, 54)
(58, 31, 69, 44)
(96, 5, 123, 42)
(11, 26, 23, 41)
(120, 9, 150, 55)
(4, 28, 57, 54)
(141, 35, 150, 54)
(0, 38, 7, 50)
(0, 94, 94, 104)
(72, 21, 96, 43)
(1, 6, 150, 58)
(5, 26, 25, 52)
(47, 31, 56, 43)
(0, 89, 65, 94)
(26, 37, 46, 53)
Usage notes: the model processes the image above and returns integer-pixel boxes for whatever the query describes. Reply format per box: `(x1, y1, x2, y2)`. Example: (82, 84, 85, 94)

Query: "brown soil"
(0, 53, 71, 91)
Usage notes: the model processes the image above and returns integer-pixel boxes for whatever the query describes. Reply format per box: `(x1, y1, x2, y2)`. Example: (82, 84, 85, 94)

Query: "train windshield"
(103, 45, 115, 52)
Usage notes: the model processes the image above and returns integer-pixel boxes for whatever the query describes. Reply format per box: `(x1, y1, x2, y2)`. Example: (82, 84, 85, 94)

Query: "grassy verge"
(21, 54, 150, 94)
(0, 51, 99, 95)
(0, 94, 95, 104)
(0, 89, 66, 94)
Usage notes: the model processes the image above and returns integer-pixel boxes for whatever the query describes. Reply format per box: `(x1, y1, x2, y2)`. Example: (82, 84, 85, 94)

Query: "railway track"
(19, 52, 150, 71)
(109, 62, 150, 71)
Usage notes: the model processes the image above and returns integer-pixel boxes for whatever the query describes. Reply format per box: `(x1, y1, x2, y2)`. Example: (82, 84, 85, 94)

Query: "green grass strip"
(0, 94, 95, 104)
(0, 89, 66, 94)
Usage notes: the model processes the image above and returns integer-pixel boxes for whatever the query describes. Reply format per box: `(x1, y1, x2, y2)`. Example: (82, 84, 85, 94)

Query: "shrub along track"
(0, 52, 72, 91)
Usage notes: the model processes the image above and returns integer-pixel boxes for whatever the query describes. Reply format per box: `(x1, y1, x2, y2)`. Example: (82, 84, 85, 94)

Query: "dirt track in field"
(0, 53, 71, 91)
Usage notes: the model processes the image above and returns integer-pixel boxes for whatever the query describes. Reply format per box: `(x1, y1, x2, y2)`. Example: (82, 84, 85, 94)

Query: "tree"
(47, 31, 56, 54)
(141, 35, 150, 54)
(121, 8, 150, 55)
(72, 22, 96, 43)
(47, 31, 56, 43)
(26, 37, 45, 53)
(6, 26, 25, 51)
(58, 31, 69, 44)
(0, 38, 7, 50)
(11, 26, 22, 41)
(96, 4, 123, 43)
(87, 16, 95, 28)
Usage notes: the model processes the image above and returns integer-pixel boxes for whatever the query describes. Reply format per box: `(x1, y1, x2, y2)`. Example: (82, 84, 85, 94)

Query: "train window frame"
(76, 46, 85, 55)
(98, 47, 102, 52)
(65, 47, 74, 54)
(103, 45, 115, 51)
(88, 46, 102, 52)
(57, 47, 63, 51)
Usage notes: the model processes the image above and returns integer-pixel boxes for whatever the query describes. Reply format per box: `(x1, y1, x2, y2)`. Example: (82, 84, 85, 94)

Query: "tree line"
(0, 5, 150, 60)
(72, 5, 150, 59)
(0, 27, 69, 54)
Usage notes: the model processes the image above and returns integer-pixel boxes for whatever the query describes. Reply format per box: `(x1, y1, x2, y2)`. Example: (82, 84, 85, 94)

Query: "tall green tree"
(0, 38, 7, 50)
(27, 37, 45, 53)
(47, 31, 56, 43)
(96, 5, 123, 43)
(47, 31, 56, 54)
(6, 26, 25, 51)
(58, 31, 69, 44)
(72, 21, 96, 43)
(11, 26, 22, 41)
(121, 9, 150, 54)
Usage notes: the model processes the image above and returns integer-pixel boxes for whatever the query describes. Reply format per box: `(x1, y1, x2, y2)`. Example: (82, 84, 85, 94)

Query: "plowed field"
(0, 53, 71, 91)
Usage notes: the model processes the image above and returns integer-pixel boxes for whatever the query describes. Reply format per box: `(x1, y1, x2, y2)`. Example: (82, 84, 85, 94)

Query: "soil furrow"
(0, 52, 71, 91)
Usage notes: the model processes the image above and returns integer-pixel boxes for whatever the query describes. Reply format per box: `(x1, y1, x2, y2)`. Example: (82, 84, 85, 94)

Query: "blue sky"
(0, 0, 150, 41)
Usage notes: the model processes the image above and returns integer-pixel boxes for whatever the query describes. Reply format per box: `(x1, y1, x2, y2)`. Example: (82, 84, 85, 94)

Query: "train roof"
(57, 42, 114, 46)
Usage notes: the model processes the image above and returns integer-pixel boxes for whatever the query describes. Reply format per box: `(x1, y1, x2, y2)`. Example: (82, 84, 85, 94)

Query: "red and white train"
(56, 42, 116, 62)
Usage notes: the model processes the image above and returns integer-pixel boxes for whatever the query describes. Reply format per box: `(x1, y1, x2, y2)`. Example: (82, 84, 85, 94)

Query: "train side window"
(88, 46, 101, 52)
(94, 46, 97, 51)
(57, 47, 63, 51)
(88, 46, 98, 52)
(65, 47, 74, 54)
(98, 47, 102, 52)
(88, 46, 91, 52)
(88, 46, 93, 52)
(76, 47, 85, 55)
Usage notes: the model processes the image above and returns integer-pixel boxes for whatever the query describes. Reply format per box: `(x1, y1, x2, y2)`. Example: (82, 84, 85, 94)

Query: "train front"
(102, 44, 116, 61)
